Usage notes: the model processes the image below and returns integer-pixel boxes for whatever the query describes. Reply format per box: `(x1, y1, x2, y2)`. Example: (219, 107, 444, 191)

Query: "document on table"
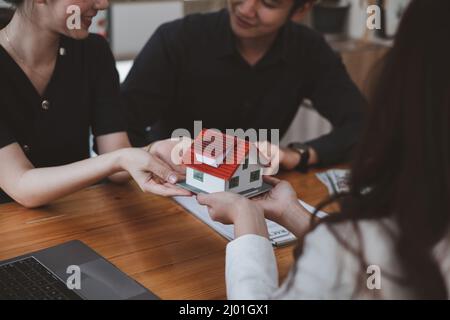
(173, 196, 328, 247)
(316, 169, 350, 195)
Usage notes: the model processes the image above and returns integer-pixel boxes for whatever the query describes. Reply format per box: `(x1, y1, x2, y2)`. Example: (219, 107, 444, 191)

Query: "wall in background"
(184, 0, 226, 15)
(90, 11, 109, 38)
(346, 0, 411, 39)
(1, 0, 406, 60)
(347, 0, 368, 39)
(110, 0, 183, 60)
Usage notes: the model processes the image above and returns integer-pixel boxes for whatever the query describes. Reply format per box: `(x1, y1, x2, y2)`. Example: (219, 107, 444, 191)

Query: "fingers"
(169, 136, 192, 161)
(162, 183, 192, 196)
(154, 151, 186, 176)
(251, 194, 265, 201)
(196, 192, 225, 207)
(263, 175, 281, 186)
(153, 141, 187, 175)
(257, 141, 281, 176)
(171, 163, 187, 176)
(151, 137, 191, 175)
(196, 192, 242, 210)
(146, 155, 180, 184)
(261, 160, 280, 176)
(143, 178, 192, 197)
(196, 193, 239, 225)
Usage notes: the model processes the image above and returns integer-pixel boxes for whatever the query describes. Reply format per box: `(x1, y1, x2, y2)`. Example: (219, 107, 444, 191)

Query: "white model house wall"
(225, 163, 262, 194)
(186, 167, 226, 193)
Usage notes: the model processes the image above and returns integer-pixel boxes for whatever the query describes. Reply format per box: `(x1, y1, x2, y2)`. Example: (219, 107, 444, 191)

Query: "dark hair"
(293, 0, 450, 299)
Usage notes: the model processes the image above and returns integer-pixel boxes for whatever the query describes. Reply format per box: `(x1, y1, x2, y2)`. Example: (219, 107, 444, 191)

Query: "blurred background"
(0, 0, 411, 145)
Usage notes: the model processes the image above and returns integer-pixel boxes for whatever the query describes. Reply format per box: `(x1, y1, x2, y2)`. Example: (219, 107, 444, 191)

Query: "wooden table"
(0, 168, 335, 300)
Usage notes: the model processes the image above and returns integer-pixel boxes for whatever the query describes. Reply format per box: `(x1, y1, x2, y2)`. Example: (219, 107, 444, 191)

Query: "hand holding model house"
(178, 129, 273, 198)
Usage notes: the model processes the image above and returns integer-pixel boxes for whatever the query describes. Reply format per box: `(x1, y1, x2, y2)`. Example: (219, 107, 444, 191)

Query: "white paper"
(299, 200, 329, 219)
(173, 196, 329, 246)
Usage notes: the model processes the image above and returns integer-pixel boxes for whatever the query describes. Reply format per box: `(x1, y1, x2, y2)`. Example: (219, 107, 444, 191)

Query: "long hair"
(293, 0, 450, 299)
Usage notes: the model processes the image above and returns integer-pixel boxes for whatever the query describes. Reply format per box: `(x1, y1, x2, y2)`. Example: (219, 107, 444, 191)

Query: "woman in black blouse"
(0, 0, 190, 207)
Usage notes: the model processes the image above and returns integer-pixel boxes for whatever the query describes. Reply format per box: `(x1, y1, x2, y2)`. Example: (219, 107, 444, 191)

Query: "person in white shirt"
(197, 0, 450, 300)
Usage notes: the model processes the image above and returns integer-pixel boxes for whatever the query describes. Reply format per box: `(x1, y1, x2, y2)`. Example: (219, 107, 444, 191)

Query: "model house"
(182, 129, 268, 194)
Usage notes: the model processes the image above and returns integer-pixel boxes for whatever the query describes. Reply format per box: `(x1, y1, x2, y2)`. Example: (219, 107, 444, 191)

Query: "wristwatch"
(288, 142, 310, 173)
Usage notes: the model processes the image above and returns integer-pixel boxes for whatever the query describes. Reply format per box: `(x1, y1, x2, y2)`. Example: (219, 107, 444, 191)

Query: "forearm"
(276, 202, 312, 239)
(233, 207, 270, 239)
(305, 119, 362, 166)
(107, 143, 153, 184)
(97, 132, 135, 184)
(107, 171, 131, 184)
(281, 146, 319, 170)
(14, 150, 124, 208)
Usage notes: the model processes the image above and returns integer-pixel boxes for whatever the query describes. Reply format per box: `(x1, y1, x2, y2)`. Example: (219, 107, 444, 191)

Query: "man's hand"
(146, 137, 192, 177)
(257, 141, 318, 173)
(279, 148, 302, 170)
(256, 141, 300, 174)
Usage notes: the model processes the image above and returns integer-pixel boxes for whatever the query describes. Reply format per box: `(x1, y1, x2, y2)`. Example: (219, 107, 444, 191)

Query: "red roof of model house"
(183, 129, 268, 180)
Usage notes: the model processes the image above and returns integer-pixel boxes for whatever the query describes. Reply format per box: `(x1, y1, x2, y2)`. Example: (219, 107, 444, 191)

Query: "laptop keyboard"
(0, 257, 83, 300)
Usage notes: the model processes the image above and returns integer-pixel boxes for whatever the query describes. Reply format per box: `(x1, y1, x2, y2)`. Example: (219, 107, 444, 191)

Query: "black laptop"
(0, 240, 159, 300)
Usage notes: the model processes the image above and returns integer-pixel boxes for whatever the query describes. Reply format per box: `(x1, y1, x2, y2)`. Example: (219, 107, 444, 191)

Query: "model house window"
(193, 170, 204, 182)
(243, 157, 249, 170)
(229, 176, 239, 189)
(250, 170, 260, 182)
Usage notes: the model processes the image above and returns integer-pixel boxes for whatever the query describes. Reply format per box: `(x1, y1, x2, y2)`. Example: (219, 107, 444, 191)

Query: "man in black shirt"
(122, 0, 366, 171)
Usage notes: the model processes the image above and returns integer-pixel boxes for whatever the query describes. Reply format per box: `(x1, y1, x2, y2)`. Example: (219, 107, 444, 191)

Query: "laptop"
(0, 240, 159, 300)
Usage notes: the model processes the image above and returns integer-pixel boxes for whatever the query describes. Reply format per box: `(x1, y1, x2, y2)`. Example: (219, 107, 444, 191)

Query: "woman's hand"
(197, 192, 246, 224)
(118, 148, 191, 197)
(197, 192, 269, 238)
(254, 176, 312, 238)
(252, 176, 300, 223)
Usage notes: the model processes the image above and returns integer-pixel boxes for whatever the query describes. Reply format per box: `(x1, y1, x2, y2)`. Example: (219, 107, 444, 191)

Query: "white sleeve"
(226, 234, 278, 300)
(226, 225, 357, 300)
(274, 224, 357, 299)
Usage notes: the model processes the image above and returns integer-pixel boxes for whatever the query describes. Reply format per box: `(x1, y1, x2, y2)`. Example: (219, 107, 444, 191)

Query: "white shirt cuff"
(226, 234, 278, 299)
